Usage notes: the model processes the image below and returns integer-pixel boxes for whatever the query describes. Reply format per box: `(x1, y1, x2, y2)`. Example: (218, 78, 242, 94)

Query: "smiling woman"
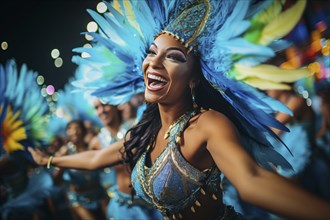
(28, 1, 330, 219)
(143, 36, 196, 105)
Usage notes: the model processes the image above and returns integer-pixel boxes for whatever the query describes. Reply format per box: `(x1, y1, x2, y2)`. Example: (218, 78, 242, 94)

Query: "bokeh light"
(85, 34, 94, 41)
(83, 43, 92, 48)
(87, 21, 98, 32)
(1, 41, 8, 50)
(81, 52, 91, 58)
(54, 57, 63, 68)
(41, 88, 47, 97)
(36, 75, 45, 85)
(51, 49, 60, 59)
(96, 2, 107, 13)
(52, 92, 59, 101)
(46, 85, 55, 95)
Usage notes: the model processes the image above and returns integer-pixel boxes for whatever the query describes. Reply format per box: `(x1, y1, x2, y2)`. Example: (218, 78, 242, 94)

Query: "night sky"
(0, 0, 100, 90)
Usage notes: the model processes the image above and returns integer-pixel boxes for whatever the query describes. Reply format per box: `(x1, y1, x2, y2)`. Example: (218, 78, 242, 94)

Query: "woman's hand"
(28, 147, 49, 166)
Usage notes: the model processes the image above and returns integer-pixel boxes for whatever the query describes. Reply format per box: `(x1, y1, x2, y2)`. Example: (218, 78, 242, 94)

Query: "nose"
(149, 53, 164, 69)
(98, 104, 105, 114)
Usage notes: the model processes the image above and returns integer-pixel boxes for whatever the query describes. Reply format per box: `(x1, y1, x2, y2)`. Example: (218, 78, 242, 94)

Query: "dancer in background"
(55, 119, 107, 220)
(89, 98, 162, 220)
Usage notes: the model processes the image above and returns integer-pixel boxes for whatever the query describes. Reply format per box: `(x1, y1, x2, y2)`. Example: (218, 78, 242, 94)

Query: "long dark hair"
(123, 103, 160, 170)
(123, 57, 259, 171)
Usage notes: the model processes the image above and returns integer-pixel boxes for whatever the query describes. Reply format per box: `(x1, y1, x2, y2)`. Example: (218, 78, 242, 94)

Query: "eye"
(166, 53, 186, 62)
(146, 48, 156, 56)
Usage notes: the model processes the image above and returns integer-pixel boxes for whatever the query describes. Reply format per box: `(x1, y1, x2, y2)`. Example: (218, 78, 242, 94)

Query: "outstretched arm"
(202, 110, 330, 219)
(28, 139, 125, 170)
(272, 95, 305, 135)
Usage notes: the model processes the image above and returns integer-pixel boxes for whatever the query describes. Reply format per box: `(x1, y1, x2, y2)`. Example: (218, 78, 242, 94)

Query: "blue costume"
(132, 109, 240, 219)
(98, 123, 163, 219)
(65, 142, 107, 210)
(97, 127, 120, 192)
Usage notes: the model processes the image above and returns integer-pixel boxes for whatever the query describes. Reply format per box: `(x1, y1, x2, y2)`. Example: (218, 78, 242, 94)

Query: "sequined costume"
(131, 109, 241, 219)
(99, 123, 162, 219)
(65, 142, 107, 210)
(97, 121, 137, 190)
(97, 127, 120, 192)
(106, 185, 163, 220)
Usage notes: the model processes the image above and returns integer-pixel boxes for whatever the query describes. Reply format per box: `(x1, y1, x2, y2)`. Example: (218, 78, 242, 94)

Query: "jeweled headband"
(155, 0, 211, 53)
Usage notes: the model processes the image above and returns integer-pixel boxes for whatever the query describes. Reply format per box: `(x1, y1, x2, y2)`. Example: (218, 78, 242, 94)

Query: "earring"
(190, 83, 198, 109)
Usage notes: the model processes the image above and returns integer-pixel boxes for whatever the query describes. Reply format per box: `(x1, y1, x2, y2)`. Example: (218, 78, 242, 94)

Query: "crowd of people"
(1, 0, 330, 219)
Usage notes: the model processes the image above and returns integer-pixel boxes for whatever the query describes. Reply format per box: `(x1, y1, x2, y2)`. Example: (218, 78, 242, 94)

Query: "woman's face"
(142, 34, 196, 104)
(66, 122, 84, 143)
(93, 99, 120, 126)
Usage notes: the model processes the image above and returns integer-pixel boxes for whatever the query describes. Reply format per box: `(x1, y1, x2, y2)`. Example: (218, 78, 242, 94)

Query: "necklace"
(163, 111, 192, 140)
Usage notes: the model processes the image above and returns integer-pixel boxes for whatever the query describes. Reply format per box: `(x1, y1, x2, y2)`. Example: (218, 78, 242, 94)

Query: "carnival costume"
(63, 141, 107, 210)
(72, 0, 310, 218)
(0, 60, 53, 219)
(97, 120, 163, 220)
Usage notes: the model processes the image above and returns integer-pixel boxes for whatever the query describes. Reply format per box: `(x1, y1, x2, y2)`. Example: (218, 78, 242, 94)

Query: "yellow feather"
(11, 126, 27, 141)
(113, 0, 122, 14)
(2, 105, 27, 153)
(113, 0, 142, 37)
(255, 0, 283, 24)
(234, 64, 311, 83)
(244, 77, 292, 90)
(259, 0, 307, 45)
(122, 0, 143, 37)
(10, 119, 23, 130)
(5, 137, 25, 153)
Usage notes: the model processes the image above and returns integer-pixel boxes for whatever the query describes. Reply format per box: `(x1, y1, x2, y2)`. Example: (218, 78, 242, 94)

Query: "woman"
(57, 120, 107, 220)
(29, 0, 330, 219)
(90, 98, 162, 220)
(30, 33, 330, 219)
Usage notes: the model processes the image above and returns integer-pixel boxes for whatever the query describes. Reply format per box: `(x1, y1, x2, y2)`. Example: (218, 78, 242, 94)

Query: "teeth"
(148, 74, 167, 83)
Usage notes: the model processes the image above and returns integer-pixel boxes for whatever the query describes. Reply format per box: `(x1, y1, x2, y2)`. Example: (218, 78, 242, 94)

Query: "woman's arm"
(201, 110, 330, 219)
(272, 95, 305, 135)
(28, 139, 125, 170)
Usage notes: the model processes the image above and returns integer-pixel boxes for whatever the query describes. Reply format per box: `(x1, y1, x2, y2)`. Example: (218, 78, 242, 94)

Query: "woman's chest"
(150, 127, 211, 171)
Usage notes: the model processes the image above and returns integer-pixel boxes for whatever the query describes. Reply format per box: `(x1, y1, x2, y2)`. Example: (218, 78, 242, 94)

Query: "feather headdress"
(0, 60, 50, 155)
(49, 68, 102, 139)
(72, 0, 310, 170)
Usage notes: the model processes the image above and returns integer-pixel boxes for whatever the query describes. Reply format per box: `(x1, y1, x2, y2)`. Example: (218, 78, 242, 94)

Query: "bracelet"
(47, 156, 54, 169)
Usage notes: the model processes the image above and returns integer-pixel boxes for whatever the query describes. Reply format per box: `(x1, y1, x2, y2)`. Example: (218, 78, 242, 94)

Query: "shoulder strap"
(168, 108, 202, 143)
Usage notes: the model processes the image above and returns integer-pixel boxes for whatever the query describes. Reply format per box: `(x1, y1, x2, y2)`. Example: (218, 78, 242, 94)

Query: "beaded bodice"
(131, 109, 222, 216)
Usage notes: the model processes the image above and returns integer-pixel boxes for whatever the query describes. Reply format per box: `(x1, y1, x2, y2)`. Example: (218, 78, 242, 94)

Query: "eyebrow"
(166, 47, 185, 54)
(151, 43, 186, 55)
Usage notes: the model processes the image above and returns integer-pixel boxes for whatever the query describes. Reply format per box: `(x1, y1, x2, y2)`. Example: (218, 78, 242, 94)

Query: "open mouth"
(147, 73, 168, 91)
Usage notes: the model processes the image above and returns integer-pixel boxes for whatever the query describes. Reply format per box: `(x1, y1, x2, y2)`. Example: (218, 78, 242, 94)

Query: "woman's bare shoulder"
(197, 108, 232, 124)
(196, 108, 238, 135)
